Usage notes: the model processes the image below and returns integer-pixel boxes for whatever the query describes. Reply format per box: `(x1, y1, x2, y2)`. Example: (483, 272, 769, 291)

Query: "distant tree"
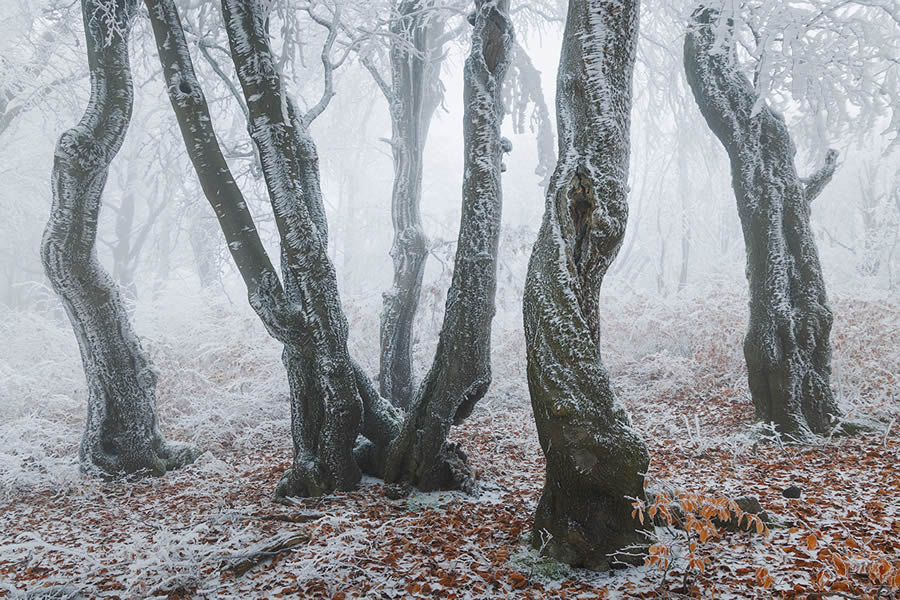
(335, 0, 558, 409)
(522, 0, 649, 569)
(365, 1, 448, 409)
(684, 2, 842, 437)
(40, 0, 199, 478)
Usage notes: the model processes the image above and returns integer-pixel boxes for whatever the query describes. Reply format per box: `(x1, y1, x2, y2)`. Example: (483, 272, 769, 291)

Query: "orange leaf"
(833, 553, 848, 577)
(807, 533, 818, 551)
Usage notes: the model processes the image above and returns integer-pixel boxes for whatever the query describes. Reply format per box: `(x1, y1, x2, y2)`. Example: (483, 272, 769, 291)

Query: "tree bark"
(222, 0, 365, 498)
(41, 0, 199, 478)
(378, 1, 445, 409)
(380, 0, 513, 492)
(147, 0, 379, 498)
(684, 3, 841, 438)
(522, 0, 648, 570)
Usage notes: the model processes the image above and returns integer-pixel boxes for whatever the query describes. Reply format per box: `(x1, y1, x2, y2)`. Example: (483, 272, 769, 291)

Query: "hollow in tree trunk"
(41, 0, 199, 478)
(522, 0, 648, 570)
(684, 3, 841, 438)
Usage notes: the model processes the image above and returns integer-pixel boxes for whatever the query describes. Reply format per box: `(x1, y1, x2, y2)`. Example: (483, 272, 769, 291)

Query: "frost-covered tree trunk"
(522, 0, 649, 570)
(148, 0, 373, 498)
(379, 0, 513, 492)
(41, 0, 199, 478)
(148, 0, 512, 499)
(684, 4, 841, 438)
(378, 0, 444, 409)
(221, 0, 365, 498)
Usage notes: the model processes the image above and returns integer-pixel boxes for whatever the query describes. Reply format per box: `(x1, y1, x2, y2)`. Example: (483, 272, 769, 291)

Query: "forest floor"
(0, 289, 898, 599)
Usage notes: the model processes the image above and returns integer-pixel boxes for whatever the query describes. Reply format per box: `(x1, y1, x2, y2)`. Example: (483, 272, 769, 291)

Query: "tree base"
(532, 480, 645, 571)
(384, 440, 478, 494)
(273, 453, 360, 501)
(81, 437, 201, 479)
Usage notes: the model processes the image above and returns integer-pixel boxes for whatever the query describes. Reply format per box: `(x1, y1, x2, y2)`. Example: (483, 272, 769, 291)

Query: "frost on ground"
(0, 285, 898, 599)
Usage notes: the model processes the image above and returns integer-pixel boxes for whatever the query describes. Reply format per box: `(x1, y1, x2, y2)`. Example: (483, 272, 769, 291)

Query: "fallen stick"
(222, 530, 310, 577)
(238, 512, 327, 523)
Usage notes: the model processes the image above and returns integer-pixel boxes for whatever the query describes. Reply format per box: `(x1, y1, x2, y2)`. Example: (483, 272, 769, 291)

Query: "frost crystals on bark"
(41, 0, 199, 479)
(380, 0, 514, 492)
(522, 0, 649, 570)
(684, 3, 842, 438)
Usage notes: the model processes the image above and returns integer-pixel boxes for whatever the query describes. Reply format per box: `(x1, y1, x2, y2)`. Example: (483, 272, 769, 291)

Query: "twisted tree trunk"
(684, 3, 841, 438)
(523, 0, 648, 570)
(41, 0, 199, 478)
(378, 0, 444, 409)
(380, 0, 513, 492)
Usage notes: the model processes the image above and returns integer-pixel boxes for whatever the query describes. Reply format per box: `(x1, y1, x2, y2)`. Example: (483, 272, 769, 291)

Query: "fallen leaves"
(1, 293, 898, 598)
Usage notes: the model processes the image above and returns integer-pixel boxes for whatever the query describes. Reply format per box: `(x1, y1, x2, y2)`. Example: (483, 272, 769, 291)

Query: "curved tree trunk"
(148, 0, 369, 498)
(378, 0, 445, 410)
(522, 0, 648, 570)
(148, 0, 511, 499)
(41, 0, 199, 478)
(684, 3, 841, 438)
(221, 0, 362, 498)
(380, 0, 513, 492)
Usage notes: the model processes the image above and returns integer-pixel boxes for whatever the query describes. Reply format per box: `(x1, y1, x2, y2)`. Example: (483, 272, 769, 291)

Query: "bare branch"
(803, 149, 840, 203)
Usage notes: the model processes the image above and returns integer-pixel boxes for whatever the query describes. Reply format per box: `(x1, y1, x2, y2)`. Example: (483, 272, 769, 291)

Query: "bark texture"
(223, 0, 364, 498)
(148, 0, 508, 499)
(41, 0, 199, 478)
(522, 0, 648, 570)
(149, 0, 376, 498)
(684, 3, 841, 438)
(378, 0, 445, 409)
(381, 0, 513, 492)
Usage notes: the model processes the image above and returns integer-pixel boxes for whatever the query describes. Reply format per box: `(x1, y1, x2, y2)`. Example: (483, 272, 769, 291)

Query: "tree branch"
(803, 149, 840, 203)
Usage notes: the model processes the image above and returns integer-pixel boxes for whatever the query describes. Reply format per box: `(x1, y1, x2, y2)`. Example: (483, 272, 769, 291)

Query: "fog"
(0, 0, 898, 597)
(1, 2, 897, 313)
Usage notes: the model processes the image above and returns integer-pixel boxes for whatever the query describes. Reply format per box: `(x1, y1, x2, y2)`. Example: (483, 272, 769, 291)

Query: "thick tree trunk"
(684, 3, 841, 438)
(522, 0, 648, 570)
(378, 1, 444, 409)
(41, 0, 199, 478)
(380, 0, 513, 492)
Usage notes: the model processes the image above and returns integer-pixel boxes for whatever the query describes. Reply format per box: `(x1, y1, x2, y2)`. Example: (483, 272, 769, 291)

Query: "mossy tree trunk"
(522, 0, 649, 570)
(41, 0, 199, 479)
(684, 3, 841, 438)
